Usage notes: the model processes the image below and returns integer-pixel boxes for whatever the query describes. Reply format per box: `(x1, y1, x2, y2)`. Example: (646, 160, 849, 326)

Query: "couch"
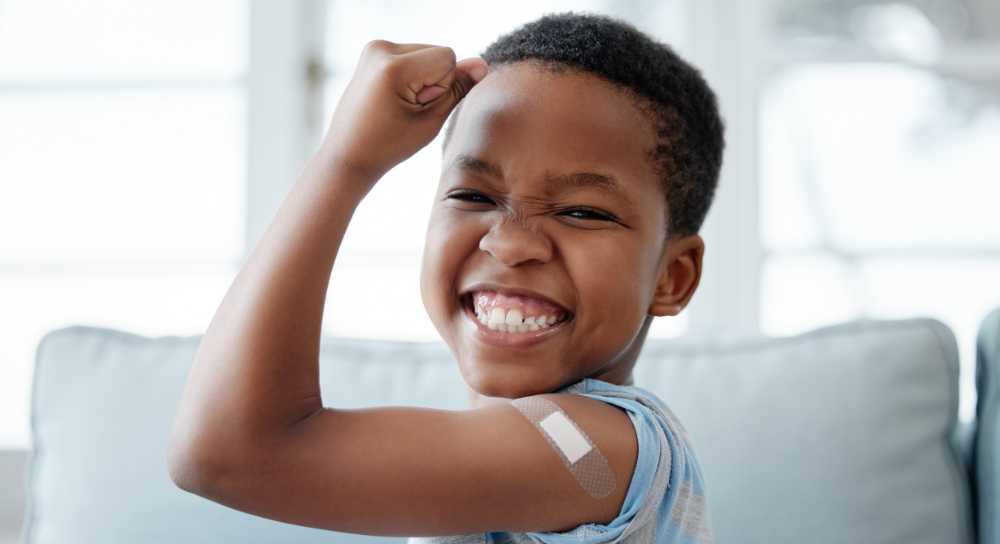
(13, 310, 1000, 544)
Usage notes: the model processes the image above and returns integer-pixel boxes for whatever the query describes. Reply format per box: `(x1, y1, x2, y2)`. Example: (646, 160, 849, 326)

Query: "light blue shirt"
(412, 379, 712, 544)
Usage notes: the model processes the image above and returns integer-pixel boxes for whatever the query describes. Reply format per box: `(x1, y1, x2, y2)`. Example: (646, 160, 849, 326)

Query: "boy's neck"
(464, 316, 652, 409)
(466, 372, 635, 409)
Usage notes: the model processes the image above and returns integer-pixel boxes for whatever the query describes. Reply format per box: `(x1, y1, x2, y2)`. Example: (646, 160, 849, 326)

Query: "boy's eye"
(446, 190, 495, 205)
(560, 207, 617, 222)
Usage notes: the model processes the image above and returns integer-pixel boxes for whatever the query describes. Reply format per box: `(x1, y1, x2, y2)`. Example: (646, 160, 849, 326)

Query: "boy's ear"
(648, 234, 704, 317)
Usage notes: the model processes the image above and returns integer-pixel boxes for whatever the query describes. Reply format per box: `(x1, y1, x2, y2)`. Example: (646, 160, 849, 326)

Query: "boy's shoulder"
(577, 380, 699, 456)
(413, 380, 712, 544)
(555, 380, 711, 543)
(581, 380, 711, 542)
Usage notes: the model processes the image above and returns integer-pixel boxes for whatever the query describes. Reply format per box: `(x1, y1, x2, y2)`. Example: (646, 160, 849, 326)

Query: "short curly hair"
(445, 13, 724, 236)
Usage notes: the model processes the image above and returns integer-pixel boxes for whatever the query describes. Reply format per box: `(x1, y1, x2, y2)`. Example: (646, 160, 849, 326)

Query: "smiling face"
(421, 63, 696, 399)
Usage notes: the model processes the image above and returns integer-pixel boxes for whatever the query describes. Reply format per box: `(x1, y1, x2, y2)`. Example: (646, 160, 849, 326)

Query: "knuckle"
(381, 55, 406, 77)
(439, 46, 457, 63)
(364, 39, 390, 51)
(453, 80, 472, 101)
(361, 40, 391, 59)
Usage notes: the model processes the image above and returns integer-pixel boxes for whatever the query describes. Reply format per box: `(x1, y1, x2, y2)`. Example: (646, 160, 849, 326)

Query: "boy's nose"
(479, 222, 553, 266)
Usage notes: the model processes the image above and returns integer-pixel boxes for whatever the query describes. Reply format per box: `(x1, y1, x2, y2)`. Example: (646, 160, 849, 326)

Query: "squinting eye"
(561, 207, 616, 221)
(446, 190, 495, 205)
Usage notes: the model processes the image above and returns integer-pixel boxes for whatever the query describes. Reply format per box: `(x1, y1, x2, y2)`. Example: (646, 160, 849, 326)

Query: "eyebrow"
(453, 155, 503, 180)
(451, 154, 636, 210)
(546, 171, 634, 210)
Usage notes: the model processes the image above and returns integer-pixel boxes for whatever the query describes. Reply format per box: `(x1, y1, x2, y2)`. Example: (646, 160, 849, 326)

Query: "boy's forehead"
(444, 63, 659, 189)
(456, 64, 651, 136)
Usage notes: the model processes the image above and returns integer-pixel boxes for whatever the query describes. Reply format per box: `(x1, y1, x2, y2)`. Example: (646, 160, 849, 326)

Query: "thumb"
(450, 57, 488, 101)
(415, 57, 488, 105)
(457, 58, 488, 86)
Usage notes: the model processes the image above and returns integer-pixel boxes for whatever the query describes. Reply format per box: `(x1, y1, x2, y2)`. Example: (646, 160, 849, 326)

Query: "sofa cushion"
(635, 318, 972, 544)
(28, 328, 462, 544)
(976, 308, 1000, 544)
(28, 320, 972, 544)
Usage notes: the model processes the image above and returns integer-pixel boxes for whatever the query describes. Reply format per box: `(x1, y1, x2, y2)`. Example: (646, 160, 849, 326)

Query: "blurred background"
(0, 0, 998, 454)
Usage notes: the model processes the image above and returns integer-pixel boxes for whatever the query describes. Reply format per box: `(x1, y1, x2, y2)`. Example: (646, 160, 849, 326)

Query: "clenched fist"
(320, 40, 488, 182)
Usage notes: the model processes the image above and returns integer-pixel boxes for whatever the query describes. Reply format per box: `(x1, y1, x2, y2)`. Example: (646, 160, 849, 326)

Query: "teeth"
(473, 301, 563, 333)
(490, 308, 505, 325)
(505, 309, 523, 326)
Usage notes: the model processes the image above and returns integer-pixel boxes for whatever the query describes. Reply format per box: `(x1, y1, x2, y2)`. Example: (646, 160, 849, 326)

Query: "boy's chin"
(459, 360, 577, 400)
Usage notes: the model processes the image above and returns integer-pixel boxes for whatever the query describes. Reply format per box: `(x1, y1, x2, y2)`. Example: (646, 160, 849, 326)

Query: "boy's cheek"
(424, 212, 482, 277)
(563, 239, 658, 326)
(420, 211, 485, 325)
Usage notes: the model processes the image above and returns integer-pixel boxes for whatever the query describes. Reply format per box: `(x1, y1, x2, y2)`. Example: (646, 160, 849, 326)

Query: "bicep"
(212, 395, 637, 536)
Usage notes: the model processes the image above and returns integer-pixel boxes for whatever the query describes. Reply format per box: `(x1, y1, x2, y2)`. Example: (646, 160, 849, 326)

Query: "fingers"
(363, 40, 488, 106)
(415, 84, 449, 104)
(395, 45, 459, 101)
(368, 41, 437, 56)
(360, 41, 453, 94)
(407, 54, 488, 106)
(413, 60, 486, 104)
(326, 40, 489, 178)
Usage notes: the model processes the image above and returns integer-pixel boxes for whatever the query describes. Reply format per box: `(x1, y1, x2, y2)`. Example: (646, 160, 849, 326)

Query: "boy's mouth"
(464, 290, 570, 334)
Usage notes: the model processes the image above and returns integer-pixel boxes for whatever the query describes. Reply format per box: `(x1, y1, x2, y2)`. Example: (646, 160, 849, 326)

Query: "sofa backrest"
(976, 308, 1000, 543)
(638, 319, 972, 544)
(27, 319, 973, 544)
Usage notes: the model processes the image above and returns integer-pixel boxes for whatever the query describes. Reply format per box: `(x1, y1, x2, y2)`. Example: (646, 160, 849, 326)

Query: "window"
(0, 0, 248, 448)
(763, 0, 1000, 420)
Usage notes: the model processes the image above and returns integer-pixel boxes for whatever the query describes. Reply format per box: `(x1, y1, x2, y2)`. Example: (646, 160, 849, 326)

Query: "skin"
(168, 41, 704, 537)
(423, 64, 703, 406)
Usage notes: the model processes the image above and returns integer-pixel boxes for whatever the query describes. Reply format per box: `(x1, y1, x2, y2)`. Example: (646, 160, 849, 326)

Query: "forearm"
(168, 39, 486, 509)
(169, 150, 376, 481)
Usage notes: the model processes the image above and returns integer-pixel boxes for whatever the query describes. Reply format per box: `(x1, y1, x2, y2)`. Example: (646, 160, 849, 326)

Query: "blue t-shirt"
(412, 379, 712, 544)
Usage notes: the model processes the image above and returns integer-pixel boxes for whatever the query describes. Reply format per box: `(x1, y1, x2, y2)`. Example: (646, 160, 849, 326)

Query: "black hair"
(446, 12, 724, 236)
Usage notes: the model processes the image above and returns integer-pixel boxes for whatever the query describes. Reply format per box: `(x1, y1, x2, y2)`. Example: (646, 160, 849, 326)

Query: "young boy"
(169, 13, 723, 544)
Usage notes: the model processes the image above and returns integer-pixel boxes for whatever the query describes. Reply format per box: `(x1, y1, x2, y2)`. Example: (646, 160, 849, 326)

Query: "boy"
(169, 13, 723, 544)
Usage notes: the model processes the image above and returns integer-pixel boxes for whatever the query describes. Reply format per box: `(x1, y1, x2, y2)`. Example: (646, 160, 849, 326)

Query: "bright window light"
(0, 0, 248, 449)
(760, 63, 1000, 421)
(0, 0, 247, 82)
(0, 90, 245, 264)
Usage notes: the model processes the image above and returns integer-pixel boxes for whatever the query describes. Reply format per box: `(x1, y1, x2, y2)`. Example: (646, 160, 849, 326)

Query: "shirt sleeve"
(527, 388, 672, 544)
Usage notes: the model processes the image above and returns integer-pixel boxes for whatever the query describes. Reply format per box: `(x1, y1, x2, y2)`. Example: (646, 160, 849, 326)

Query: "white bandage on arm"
(511, 396, 617, 499)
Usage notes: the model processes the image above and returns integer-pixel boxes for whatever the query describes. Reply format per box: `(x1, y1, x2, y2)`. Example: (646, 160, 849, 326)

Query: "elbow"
(167, 445, 211, 496)
(167, 423, 237, 498)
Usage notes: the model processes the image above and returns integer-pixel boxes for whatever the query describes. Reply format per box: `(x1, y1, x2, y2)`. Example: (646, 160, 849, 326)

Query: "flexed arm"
(167, 42, 636, 537)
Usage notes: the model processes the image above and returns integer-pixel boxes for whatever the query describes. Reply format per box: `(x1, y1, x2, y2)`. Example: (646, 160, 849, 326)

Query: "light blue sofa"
(19, 312, 1000, 544)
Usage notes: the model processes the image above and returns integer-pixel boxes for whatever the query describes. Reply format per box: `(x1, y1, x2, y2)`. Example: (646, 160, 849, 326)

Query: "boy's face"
(421, 63, 682, 398)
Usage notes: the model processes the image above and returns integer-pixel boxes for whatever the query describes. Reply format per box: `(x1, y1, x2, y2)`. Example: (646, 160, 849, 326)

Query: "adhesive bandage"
(511, 396, 617, 499)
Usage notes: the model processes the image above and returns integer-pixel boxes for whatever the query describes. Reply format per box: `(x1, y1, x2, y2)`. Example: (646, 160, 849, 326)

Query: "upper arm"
(196, 394, 638, 536)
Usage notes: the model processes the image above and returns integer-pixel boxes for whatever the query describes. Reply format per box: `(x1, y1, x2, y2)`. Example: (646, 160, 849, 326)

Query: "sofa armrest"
(0, 449, 28, 544)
